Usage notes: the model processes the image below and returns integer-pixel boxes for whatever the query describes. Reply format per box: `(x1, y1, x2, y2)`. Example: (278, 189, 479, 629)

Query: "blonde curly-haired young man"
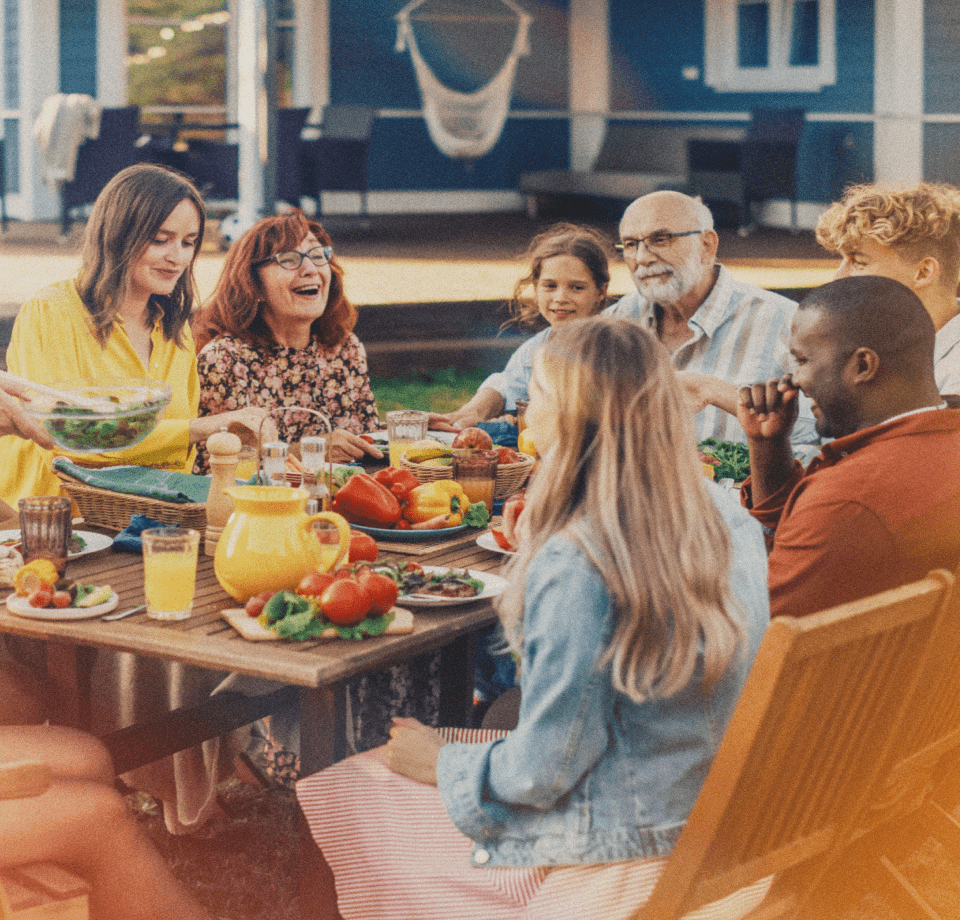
(816, 182, 960, 395)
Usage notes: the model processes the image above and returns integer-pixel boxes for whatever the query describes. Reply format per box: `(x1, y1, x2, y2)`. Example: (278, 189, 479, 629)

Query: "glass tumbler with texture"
(18, 496, 72, 577)
(386, 410, 429, 467)
(452, 449, 499, 514)
(514, 399, 529, 434)
(300, 436, 329, 507)
(142, 528, 201, 620)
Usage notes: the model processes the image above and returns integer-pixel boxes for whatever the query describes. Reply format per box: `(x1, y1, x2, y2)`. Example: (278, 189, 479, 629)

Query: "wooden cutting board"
(221, 606, 414, 641)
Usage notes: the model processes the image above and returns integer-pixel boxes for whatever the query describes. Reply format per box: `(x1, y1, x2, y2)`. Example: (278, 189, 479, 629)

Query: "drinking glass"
(235, 445, 259, 482)
(514, 399, 529, 433)
(18, 496, 72, 577)
(452, 449, 499, 514)
(142, 528, 201, 620)
(261, 441, 290, 486)
(300, 436, 329, 507)
(386, 410, 429, 467)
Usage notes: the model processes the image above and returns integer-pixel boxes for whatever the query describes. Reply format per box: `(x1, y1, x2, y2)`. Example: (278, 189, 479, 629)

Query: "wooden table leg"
(299, 684, 347, 776)
(438, 631, 478, 729)
(44, 640, 92, 729)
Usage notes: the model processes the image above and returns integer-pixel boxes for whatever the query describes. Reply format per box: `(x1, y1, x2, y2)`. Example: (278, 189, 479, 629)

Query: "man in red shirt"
(737, 275, 960, 618)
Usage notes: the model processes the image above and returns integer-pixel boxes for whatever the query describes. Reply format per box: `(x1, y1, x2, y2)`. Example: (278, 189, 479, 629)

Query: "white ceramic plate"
(4, 590, 119, 621)
(394, 566, 508, 608)
(476, 531, 516, 556)
(0, 530, 114, 558)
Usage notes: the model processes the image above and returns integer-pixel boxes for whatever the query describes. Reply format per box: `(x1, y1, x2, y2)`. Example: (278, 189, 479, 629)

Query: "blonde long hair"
(498, 316, 745, 701)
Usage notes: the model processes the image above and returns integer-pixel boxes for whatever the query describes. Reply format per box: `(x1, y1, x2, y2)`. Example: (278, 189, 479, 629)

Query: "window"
(705, 0, 835, 92)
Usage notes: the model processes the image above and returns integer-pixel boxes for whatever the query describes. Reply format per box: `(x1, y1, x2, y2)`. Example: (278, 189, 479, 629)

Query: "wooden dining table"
(0, 525, 509, 775)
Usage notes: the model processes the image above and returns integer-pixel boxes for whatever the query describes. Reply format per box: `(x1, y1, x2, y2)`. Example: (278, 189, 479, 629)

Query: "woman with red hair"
(192, 210, 381, 471)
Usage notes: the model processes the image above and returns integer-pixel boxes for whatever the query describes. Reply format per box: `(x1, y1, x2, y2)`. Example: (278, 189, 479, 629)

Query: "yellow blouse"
(0, 279, 199, 505)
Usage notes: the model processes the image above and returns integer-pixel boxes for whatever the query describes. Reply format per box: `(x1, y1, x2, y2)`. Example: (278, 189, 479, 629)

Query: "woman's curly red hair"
(192, 210, 356, 352)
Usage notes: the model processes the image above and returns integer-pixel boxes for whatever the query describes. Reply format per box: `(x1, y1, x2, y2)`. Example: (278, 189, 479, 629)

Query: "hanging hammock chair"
(395, 0, 533, 161)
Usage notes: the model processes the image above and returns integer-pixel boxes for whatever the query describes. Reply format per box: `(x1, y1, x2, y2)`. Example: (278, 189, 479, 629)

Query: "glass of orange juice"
(386, 410, 429, 467)
(142, 528, 201, 620)
(452, 449, 499, 514)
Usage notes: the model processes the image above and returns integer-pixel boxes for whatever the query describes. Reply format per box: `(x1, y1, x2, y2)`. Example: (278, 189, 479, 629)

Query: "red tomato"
(319, 579, 371, 626)
(348, 531, 379, 564)
(356, 569, 399, 616)
(297, 571, 336, 598)
(401, 561, 424, 576)
(245, 590, 274, 617)
(335, 567, 356, 579)
(52, 590, 73, 609)
(28, 586, 54, 608)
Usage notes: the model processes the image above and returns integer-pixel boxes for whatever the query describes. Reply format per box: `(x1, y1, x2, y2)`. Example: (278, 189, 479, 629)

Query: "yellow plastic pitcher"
(214, 485, 351, 602)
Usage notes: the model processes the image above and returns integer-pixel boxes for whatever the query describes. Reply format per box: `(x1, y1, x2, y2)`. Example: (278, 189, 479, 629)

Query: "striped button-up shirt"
(605, 264, 819, 446)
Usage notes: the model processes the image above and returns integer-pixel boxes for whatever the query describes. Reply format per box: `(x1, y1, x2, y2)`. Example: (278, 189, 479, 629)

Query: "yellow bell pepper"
(403, 480, 469, 525)
(518, 429, 538, 458)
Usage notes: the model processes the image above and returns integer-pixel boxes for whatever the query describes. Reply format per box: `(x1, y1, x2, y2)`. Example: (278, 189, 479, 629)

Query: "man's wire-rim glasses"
(256, 245, 334, 270)
(615, 230, 703, 257)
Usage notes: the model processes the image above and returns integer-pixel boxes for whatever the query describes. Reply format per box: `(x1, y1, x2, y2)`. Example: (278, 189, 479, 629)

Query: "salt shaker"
(261, 441, 290, 486)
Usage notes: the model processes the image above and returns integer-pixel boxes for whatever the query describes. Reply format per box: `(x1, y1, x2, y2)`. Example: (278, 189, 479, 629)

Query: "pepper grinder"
(205, 429, 242, 556)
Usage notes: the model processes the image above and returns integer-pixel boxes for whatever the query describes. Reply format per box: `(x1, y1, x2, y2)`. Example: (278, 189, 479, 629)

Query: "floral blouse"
(193, 332, 380, 474)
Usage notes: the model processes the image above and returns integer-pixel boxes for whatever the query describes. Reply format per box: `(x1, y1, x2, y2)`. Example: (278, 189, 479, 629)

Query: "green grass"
(370, 367, 490, 421)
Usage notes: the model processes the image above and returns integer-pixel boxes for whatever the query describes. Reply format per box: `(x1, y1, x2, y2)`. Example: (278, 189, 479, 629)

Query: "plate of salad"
(0, 530, 114, 558)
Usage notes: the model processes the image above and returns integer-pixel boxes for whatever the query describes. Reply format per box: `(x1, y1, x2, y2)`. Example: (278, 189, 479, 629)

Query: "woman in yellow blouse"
(0, 163, 272, 506)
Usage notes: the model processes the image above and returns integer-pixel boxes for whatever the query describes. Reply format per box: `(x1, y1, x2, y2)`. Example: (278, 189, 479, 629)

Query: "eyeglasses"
(256, 245, 333, 270)
(615, 230, 703, 257)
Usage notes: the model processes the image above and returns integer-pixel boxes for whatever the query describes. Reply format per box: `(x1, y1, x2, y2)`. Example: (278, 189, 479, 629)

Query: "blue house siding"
(60, 0, 97, 96)
(368, 117, 568, 190)
(606, 0, 874, 204)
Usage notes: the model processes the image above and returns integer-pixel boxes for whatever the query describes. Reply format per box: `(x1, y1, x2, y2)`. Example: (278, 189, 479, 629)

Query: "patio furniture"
(631, 568, 955, 919)
(518, 122, 744, 219)
(60, 106, 142, 236)
(739, 108, 805, 232)
(0, 761, 90, 920)
(300, 105, 377, 216)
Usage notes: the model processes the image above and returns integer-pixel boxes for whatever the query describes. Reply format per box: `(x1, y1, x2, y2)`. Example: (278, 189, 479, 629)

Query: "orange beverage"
(452, 449, 499, 514)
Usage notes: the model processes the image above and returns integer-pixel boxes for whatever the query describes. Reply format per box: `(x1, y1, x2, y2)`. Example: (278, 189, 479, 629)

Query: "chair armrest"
(0, 761, 53, 800)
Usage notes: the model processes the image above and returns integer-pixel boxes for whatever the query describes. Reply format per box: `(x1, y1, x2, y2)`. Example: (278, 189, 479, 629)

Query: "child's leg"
(0, 725, 113, 784)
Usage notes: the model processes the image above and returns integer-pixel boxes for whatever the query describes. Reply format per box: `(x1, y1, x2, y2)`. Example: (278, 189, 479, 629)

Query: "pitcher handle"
(304, 511, 352, 571)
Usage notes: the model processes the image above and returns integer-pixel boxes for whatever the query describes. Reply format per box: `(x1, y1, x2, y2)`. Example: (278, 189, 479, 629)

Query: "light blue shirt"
(478, 327, 550, 412)
(605, 265, 819, 447)
(437, 481, 770, 868)
(936, 311, 960, 397)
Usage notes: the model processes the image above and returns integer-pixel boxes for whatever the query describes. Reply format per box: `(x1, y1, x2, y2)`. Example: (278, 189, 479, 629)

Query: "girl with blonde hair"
(296, 315, 771, 920)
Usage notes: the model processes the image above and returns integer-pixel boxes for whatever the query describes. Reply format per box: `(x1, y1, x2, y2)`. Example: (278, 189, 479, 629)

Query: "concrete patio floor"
(0, 212, 839, 319)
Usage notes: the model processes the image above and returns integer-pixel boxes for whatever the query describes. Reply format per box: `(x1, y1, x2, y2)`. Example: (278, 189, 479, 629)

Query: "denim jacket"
(436, 482, 769, 868)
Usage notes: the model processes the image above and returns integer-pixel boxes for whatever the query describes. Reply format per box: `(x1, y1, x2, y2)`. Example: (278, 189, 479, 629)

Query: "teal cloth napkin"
(53, 458, 211, 504)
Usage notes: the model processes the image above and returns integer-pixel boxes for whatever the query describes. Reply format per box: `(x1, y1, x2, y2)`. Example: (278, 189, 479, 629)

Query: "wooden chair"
(804, 563, 960, 918)
(0, 761, 90, 920)
(629, 569, 955, 920)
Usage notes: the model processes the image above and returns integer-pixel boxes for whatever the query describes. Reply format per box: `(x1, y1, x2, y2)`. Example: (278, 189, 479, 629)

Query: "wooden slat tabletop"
(0, 530, 509, 690)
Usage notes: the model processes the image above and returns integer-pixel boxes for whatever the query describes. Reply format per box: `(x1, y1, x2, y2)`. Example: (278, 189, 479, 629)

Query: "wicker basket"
(399, 452, 534, 502)
(55, 471, 207, 533)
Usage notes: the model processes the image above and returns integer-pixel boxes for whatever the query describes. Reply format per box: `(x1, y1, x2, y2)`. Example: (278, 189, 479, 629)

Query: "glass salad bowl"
(22, 378, 172, 453)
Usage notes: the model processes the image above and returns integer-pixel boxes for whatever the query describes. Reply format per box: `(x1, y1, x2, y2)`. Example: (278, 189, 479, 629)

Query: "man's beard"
(633, 247, 704, 305)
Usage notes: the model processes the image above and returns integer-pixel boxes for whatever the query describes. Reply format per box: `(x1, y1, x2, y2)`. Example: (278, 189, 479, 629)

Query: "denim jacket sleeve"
(436, 536, 615, 841)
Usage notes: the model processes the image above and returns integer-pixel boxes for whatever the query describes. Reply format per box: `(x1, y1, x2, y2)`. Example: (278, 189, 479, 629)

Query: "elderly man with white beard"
(605, 190, 818, 445)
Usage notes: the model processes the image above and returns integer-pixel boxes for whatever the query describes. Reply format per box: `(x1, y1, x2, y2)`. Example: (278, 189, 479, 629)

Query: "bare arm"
(677, 370, 740, 419)
(188, 407, 279, 448)
(0, 385, 55, 449)
(736, 377, 801, 505)
(433, 388, 505, 431)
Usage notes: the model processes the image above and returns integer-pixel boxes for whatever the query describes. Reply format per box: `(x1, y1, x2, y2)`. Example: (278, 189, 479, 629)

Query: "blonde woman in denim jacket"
(296, 316, 771, 920)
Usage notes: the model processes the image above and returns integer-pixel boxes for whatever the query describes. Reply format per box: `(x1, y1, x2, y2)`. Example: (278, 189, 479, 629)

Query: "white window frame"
(704, 0, 836, 92)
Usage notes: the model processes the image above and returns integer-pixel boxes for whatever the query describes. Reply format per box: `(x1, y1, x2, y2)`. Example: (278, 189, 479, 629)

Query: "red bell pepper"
(331, 473, 402, 528)
(372, 467, 420, 504)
